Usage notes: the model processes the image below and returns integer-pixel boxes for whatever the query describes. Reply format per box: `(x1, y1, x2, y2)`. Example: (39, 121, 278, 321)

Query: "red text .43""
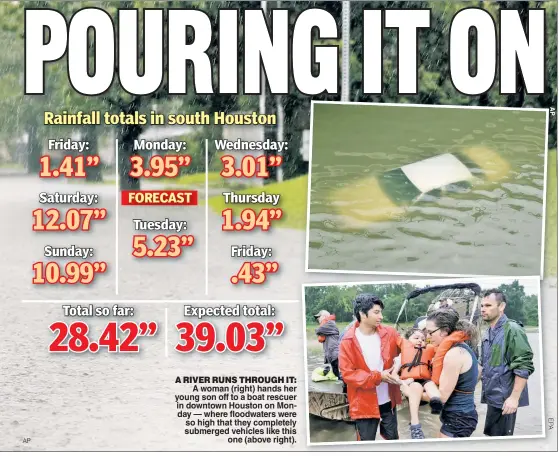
(231, 261, 279, 285)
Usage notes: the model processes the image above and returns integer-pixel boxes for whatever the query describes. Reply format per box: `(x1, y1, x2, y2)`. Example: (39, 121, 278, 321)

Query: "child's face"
(409, 330, 426, 347)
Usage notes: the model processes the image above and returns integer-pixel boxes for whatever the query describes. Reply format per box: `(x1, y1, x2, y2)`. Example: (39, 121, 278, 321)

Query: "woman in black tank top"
(425, 308, 480, 438)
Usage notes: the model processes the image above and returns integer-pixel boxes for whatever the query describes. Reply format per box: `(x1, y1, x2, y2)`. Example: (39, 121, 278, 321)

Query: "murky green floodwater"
(308, 104, 547, 276)
(308, 332, 543, 443)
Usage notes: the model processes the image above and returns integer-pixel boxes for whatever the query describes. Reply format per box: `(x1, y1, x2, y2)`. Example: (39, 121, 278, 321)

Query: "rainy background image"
(0, 1, 557, 451)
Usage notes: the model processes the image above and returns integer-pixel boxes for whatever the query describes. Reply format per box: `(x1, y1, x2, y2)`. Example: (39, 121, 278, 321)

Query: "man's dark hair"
(483, 288, 507, 305)
(353, 293, 384, 322)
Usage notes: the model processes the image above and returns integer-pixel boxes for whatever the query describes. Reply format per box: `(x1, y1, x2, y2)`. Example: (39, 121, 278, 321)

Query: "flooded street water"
(308, 105, 547, 276)
(308, 332, 543, 443)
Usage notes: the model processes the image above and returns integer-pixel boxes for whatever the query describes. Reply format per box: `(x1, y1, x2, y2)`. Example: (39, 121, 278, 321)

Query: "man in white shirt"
(339, 294, 403, 440)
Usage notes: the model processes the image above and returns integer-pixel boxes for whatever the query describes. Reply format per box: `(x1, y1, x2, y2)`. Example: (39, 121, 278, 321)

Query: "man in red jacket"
(339, 293, 403, 441)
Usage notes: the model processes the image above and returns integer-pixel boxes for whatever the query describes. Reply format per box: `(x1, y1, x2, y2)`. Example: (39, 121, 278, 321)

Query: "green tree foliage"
(305, 280, 539, 327)
(305, 282, 432, 324)
(349, 1, 556, 146)
(0, 2, 63, 172)
(493, 279, 539, 326)
(523, 293, 539, 326)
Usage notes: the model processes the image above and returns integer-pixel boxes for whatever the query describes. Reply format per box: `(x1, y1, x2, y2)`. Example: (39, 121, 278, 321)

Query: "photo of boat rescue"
(303, 277, 543, 444)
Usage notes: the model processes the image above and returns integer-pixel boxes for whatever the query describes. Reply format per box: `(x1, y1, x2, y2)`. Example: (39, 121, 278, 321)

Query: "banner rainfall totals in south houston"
(43, 111, 277, 126)
(25, 8, 544, 96)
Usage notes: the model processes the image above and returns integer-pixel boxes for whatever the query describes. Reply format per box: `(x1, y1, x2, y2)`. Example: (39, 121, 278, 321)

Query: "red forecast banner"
(121, 190, 198, 206)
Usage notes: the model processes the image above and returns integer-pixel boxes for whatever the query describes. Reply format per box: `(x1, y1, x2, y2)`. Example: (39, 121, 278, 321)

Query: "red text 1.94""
(222, 208, 283, 231)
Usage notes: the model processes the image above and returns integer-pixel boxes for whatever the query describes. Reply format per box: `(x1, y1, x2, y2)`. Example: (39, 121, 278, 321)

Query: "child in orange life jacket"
(391, 327, 444, 439)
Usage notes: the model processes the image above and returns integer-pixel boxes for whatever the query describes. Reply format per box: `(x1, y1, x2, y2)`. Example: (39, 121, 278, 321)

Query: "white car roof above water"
(400, 153, 474, 194)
